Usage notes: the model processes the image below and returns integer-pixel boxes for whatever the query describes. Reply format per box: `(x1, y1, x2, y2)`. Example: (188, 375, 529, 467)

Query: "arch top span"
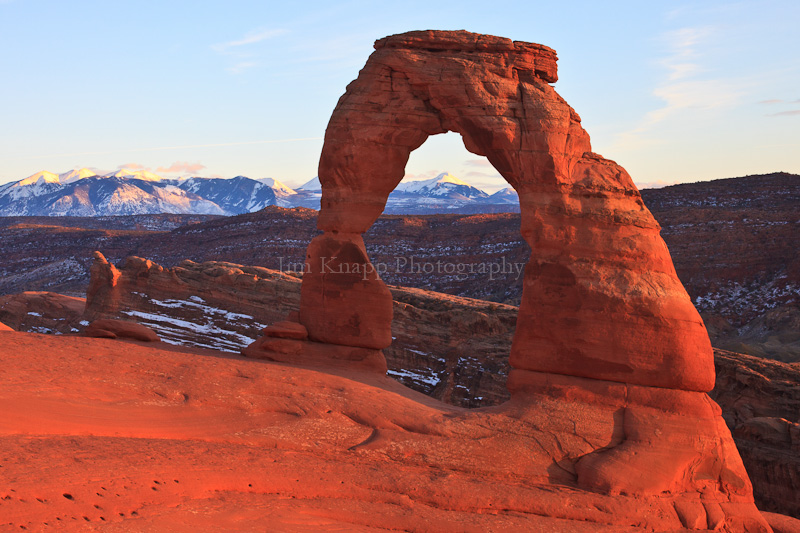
(317, 30, 590, 234)
(298, 29, 714, 394)
(374, 30, 559, 83)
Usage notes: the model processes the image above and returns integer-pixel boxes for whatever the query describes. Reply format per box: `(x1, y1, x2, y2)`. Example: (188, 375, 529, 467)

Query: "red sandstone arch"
(298, 30, 714, 393)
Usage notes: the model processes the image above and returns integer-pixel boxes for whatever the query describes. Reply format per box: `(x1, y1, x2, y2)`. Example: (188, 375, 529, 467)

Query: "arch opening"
(355, 131, 528, 406)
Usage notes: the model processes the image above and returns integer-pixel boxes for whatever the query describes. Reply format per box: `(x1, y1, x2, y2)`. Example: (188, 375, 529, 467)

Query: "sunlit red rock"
(299, 233, 393, 350)
(262, 320, 308, 340)
(302, 30, 713, 392)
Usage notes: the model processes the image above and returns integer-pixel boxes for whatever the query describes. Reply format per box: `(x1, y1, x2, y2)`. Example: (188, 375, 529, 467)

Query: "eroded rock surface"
(300, 30, 713, 393)
(286, 29, 762, 528)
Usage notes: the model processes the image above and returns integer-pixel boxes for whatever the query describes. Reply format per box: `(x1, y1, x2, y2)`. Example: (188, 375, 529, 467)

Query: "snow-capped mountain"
(0, 169, 519, 216)
(176, 176, 286, 214)
(394, 172, 489, 200)
(383, 172, 492, 212)
(0, 176, 225, 217)
(0, 169, 224, 216)
(59, 168, 99, 184)
(255, 177, 298, 207)
(486, 187, 519, 204)
(297, 176, 321, 191)
(257, 177, 296, 195)
(284, 176, 323, 209)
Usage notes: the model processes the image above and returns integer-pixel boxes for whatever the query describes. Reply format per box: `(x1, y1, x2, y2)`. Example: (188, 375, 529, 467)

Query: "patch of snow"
(59, 168, 97, 184)
(396, 172, 469, 193)
(297, 176, 321, 191)
(387, 368, 441, 387)
(258, 177, 297, 195)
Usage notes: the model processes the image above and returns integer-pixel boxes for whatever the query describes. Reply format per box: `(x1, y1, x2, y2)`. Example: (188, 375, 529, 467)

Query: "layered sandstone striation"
(713, 350, 800, 518)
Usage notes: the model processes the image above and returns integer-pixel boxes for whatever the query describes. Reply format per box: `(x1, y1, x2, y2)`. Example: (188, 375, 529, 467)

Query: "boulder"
(84, 319, 160, 342)
(262, 321, 308, 340)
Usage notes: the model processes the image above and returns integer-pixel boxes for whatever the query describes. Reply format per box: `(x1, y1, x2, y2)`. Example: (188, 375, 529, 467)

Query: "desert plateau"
(1, 17, 799, 533)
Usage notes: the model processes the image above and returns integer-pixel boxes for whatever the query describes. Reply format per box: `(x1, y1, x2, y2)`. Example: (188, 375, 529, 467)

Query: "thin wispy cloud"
(660, 27, 711, 82)
(212, 28, 288, 53)
(769, 109, 800, 117)
(465, 159, 492, 167)
(611, 24, 742, 151)
(758, 98, 800, 116)
(212, 28, 287, 75)
(228, 61, 258, 75)
(118, 162, 148, 170)
(157, 161, 206, 175)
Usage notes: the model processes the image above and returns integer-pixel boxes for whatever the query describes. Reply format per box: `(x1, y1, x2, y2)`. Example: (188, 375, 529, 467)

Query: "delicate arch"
(298, 30, 714, 393)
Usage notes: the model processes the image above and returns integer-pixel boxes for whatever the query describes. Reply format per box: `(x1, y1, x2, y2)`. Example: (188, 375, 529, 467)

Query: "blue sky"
(0, 0, 797, 191)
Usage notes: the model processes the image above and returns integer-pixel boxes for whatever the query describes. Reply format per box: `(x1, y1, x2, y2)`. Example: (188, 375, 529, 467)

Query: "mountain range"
(0, 169, 518, 216)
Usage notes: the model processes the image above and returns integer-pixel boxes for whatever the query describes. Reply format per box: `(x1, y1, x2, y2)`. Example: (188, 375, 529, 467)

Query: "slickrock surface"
(0, 331, 773, 531)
